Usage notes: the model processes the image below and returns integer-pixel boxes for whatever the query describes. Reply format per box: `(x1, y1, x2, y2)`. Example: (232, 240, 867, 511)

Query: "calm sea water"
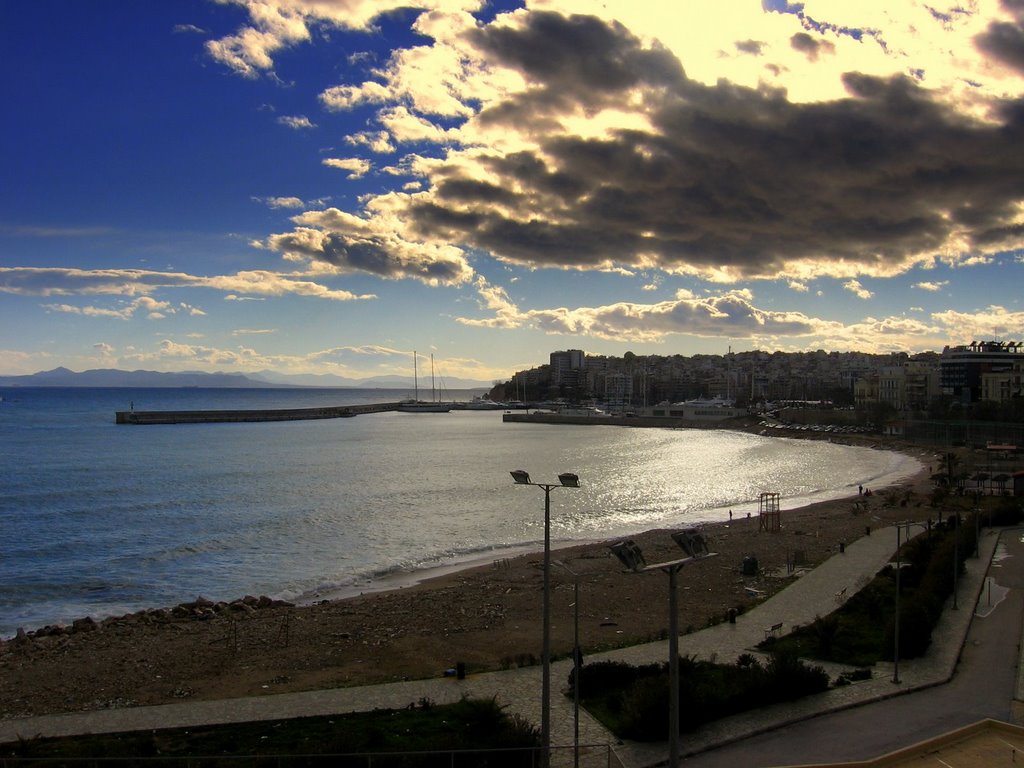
(0, 387, 920, 637)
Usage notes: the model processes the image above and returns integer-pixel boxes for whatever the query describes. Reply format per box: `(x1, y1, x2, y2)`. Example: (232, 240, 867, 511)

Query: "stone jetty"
(116, 402, 401, 424)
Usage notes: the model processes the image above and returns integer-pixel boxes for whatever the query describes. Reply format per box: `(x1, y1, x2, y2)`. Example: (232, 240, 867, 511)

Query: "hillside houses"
(505, 343, 1024, 416)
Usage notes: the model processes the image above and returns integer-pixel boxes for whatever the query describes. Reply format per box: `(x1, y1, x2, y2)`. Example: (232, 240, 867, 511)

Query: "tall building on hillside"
(550, 349, 585, 386)
(940, 341, 1024, 403)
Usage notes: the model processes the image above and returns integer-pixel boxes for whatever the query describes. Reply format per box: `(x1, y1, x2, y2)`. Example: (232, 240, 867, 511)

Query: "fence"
(1, 743, 623, 768)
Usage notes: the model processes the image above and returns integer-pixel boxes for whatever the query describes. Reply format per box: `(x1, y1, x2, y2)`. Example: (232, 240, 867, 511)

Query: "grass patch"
(3, 697, 540, 765)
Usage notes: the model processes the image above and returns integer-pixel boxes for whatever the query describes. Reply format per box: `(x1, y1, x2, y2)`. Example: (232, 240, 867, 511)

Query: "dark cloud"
(434, 178, 519, 206)
(735, 39, 765, 55)
(408, 11, 1024, 281)
(469, 11, 684, 106)
(975, 19, 1024, 73)
(790, 32, 835, 60)
(268, 229, 471, 285)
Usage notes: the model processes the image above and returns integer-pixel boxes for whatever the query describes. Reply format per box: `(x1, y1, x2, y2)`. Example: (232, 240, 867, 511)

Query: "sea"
(0, 387, 922, 638)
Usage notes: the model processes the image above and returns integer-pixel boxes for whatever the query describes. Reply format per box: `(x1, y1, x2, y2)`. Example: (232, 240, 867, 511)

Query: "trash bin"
(741, 556, 758, 576)
(456, 662, 466, 680)
(839, 542, 845, 553)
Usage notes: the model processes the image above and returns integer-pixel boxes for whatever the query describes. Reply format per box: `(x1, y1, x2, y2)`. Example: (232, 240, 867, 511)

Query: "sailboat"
(398, 351, 452, 413)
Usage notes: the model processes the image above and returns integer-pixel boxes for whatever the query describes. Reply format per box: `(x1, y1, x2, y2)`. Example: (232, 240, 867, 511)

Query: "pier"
(116, 402, 402, 425)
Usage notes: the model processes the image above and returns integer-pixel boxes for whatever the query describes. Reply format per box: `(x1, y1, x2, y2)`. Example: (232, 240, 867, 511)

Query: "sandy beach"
(0, 434, 946, 720)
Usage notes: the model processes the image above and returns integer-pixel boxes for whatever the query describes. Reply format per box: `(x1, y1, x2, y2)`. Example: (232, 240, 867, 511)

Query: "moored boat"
(398, 351, 452, 413)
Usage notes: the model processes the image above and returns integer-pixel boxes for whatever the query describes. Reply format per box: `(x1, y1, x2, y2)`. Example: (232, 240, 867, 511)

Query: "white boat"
(398, 352, 453, 413)
(462, 396, 505, 410)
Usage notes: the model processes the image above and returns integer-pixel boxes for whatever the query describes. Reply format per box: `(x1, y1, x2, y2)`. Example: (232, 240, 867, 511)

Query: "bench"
(764, 621, 783, 640)
(744, 586, 765, 598)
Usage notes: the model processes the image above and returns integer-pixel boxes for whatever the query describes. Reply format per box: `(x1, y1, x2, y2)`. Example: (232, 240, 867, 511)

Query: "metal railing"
(1, 743, 622, 768)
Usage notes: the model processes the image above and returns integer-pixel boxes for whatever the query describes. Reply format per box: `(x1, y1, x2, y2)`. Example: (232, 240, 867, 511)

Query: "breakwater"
(116, 402, 401, 424)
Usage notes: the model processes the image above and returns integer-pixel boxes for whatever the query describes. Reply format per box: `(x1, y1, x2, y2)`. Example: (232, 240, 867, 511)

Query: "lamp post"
(554, 560, 581, 768)
(510, 470, 580, 766)
(610, 529, 718, 767)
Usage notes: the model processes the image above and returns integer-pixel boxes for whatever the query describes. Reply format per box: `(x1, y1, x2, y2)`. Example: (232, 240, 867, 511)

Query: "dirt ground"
(0, 435, 953, 720)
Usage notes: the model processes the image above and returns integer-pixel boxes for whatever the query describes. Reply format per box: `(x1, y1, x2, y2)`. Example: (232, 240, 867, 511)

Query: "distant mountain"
(0, 367, 281, 388)
(0, 367, 493, 389)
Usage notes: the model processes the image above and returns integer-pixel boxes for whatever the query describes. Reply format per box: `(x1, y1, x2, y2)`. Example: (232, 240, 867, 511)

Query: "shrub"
(576, 653, 828, 741)
(769, 522, 970, 667)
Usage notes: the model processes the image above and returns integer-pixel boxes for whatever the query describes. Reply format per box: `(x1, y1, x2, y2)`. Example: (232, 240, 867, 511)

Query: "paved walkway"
(0, 525, 1002, 768)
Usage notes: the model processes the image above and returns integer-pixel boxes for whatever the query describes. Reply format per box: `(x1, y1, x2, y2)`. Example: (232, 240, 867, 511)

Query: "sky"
(3, 0, 1024, 382)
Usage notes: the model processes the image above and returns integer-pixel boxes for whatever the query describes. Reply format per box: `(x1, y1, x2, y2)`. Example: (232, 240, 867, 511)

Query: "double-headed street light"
(610, 529, 717, 767)
(510, 470, 580, 765)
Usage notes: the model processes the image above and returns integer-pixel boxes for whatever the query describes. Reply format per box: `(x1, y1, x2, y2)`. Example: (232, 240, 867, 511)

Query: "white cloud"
(843, 280, 874, 300)
(322, 157, 372, 178)
(0, 349, 54, 375)
(0, 267, 376, 302)
(207, 0, 484, 78)
(277, 115, 316, 129)
(41, 296, 174, 320)
(914, 280, 949, 292)
(255, 196, 306, 209)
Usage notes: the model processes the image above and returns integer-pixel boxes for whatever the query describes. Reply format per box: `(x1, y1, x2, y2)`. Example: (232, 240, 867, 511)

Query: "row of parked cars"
(760, 418, 874, 435)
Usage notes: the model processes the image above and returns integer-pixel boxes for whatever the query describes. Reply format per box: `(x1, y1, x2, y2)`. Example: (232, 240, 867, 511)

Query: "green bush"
(574, 653, 828, 741)
(771, 519, 983, 666)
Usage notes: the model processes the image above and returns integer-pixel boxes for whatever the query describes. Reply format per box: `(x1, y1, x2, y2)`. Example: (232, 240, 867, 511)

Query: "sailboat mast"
(413, 350, 419, 402)
(430, 354, 436, 403)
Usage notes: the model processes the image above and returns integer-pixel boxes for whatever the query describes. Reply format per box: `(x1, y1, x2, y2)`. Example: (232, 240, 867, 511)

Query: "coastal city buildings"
(940, 340, 1024, 404)
(505, 342, 1024, 416)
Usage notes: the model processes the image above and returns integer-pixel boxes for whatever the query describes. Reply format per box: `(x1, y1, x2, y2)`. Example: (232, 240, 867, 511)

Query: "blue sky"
(3, 0, 1024, 382)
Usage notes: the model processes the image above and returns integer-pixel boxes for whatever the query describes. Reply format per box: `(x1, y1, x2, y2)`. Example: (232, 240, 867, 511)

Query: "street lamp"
(610, 529, 717, 767)
(554, 560, 582, 768)
(510, 470, 580, 764)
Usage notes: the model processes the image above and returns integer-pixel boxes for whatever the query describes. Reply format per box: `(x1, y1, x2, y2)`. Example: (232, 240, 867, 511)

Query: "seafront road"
(0, 523, 1016, 768)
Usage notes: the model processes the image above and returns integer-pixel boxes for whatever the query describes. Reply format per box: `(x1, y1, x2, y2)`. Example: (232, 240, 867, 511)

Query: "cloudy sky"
(3, 0, 1024, 381)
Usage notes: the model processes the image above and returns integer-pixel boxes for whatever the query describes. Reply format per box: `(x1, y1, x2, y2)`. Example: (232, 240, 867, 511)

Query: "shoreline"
(295, 432, 928, 608)
(0, 429, 948, 719)
(2, 428, 932, 640)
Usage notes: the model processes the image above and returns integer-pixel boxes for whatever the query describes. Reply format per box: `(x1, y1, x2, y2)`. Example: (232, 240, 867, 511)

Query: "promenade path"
(0, 524, 1003, 768)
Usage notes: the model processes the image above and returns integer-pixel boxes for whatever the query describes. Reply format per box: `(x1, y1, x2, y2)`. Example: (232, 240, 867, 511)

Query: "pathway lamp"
(509, 470, 580, 765)
(554, 560, 582, 768)
(609, 529, 718, 767)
